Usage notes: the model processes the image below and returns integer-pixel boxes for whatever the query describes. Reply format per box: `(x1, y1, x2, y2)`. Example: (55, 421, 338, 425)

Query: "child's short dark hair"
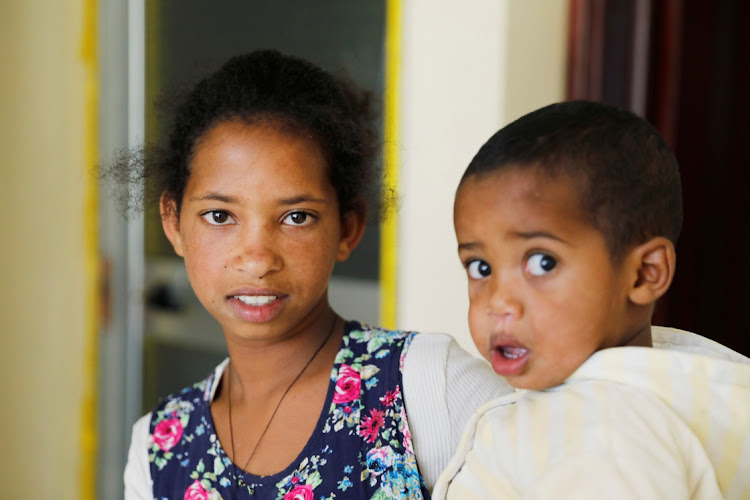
(461, 100, 683, 260)
(109, 50, 380, 220)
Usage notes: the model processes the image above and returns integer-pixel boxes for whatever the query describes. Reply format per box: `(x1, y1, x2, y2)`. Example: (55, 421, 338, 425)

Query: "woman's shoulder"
(345, 320, 418, 342)
(406, 331, 455, 352)
(344, 321, 459, 352)
(145, 358, 228, 427)
(403, 331, 512, 398)
(125, 373, 220, 497)
(341, 320, 422, 367)
(345, 322, 509, 391)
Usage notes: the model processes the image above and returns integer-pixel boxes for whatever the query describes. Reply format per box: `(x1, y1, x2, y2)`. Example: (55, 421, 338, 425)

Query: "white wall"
(397, 0, 569, 355)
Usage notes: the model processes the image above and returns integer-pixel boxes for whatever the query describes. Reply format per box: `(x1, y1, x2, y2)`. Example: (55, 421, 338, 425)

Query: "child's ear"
(160, 194, 185, 257)
(336, 209, 366, 262)
(626, 236, 676, 305)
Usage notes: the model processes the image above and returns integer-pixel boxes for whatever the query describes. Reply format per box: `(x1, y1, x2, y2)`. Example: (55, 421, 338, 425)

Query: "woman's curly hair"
(106, 50, 383, 221)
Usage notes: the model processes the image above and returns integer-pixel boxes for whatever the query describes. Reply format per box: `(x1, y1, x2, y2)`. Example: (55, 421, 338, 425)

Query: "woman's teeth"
(501, 346, 528, 359)
(235, 295, 277, 306)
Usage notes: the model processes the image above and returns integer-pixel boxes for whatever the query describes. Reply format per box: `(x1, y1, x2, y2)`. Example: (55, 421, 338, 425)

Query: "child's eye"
(201, 210, 235, 225)
(282, 211, 314, 226)
(525, 253, 557, 276)
(466, 259, 492, 280)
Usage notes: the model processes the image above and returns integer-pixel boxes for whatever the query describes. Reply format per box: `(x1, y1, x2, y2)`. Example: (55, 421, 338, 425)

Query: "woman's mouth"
(228, 293, 287, 323)
(234, 294, 277, 306)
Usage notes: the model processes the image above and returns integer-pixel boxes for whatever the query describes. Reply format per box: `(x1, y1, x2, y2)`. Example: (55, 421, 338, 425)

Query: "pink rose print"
(153, 417, 183, 452)
(333, 364, 361, 404)
(359, 408, 385, 443)
(183, 480, 210, 500)
(284, 484, 314, 500)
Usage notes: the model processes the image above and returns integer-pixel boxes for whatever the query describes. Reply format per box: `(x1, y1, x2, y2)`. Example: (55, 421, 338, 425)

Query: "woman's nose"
(233, 224, 281, 279)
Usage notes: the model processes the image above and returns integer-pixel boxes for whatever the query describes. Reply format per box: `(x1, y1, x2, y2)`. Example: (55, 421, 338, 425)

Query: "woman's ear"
(627, 236, 676, 305)
(336, 209, 367, 262)
(160, 194, 185, 257)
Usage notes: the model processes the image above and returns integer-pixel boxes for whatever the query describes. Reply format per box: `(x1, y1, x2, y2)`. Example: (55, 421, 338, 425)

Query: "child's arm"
(403, 332, 514, 490)
(123, 414, 154, 500)
(526, 451, 719, 499)
(434, 380, 721, 499)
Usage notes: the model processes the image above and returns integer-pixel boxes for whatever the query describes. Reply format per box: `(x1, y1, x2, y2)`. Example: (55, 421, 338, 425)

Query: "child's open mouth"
(490, 345, 530, 377)
(499, 346, 527, 359)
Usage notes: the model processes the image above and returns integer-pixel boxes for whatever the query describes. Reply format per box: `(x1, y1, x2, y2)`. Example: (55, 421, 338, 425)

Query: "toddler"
(433, 100, 750, 499)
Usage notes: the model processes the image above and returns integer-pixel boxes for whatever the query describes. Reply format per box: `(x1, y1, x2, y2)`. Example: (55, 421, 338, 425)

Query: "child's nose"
(487, 274, 522, 323)
(233, 224, 281, 278)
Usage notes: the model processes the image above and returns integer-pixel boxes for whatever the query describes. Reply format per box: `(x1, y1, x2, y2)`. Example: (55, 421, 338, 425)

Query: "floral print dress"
(148, 321, 430, 499)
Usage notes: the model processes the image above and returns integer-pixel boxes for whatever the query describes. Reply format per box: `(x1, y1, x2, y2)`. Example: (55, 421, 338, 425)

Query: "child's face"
(454, 167, 648, 390)
(162, 120, 363, 342)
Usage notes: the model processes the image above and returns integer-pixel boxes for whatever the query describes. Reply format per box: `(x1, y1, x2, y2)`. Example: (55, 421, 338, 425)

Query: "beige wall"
(0, 0, 567, 495)
(397, 0, 569, 356)
(0, 1, 97, 498)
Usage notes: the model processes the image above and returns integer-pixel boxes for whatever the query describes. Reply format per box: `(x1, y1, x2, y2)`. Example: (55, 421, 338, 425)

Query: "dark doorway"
(567, 0, 749, 355)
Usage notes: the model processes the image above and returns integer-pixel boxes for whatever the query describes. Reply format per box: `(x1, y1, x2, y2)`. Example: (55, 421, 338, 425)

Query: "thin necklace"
(227, 315, 338, 496)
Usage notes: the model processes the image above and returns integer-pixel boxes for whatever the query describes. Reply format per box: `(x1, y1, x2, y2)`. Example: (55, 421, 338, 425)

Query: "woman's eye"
(283, 211, 313, 226)
(201, 210, 234, 226)
(525, 253, 557, 276)
(466, 260, 491, 280)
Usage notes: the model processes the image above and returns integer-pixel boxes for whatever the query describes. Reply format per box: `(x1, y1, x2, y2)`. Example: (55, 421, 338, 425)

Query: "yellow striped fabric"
(433, 327, 750, 499)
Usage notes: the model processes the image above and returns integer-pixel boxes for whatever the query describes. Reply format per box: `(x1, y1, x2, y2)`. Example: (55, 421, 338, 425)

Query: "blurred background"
(1, 0, 747, 497)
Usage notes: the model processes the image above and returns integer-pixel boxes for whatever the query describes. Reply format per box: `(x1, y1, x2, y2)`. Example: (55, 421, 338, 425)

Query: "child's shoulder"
(439, 379, 698, 494)
(652, 325, 750, 364)
(436, 377, 721, 498)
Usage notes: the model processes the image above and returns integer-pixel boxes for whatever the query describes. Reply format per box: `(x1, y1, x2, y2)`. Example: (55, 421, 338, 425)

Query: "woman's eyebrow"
(188, 192, 236, 203)
(187, 193, 328, 205)
(278, 195, 327, 206)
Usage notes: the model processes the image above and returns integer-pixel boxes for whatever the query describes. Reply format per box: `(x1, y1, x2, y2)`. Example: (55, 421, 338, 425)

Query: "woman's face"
(162, 120, 364, 343)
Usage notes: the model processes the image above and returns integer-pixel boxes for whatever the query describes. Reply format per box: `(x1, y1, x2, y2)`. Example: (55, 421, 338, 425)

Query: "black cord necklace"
(227, 315, 338, 497)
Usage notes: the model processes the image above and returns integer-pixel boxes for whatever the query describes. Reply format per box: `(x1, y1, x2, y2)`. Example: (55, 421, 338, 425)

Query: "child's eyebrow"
(457, 242, 481, 252)
(511, 231, 568, 243)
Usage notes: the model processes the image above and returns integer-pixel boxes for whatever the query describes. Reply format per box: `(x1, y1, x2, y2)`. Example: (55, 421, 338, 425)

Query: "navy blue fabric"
(147, 321, 430, 499)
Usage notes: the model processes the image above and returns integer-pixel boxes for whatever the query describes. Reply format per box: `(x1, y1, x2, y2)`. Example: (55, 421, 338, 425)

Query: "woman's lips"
(490, 343, 530, 377)
(234, 294, 277, 306)
(227, 291, 288, 323)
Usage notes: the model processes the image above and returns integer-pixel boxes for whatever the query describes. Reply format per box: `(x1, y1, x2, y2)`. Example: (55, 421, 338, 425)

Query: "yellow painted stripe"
(80, 0, 99, 498)
(380, 0, 402, 329)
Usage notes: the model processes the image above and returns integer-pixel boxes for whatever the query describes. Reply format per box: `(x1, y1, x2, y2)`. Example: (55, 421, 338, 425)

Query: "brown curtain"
(567, 0, 750, 355)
